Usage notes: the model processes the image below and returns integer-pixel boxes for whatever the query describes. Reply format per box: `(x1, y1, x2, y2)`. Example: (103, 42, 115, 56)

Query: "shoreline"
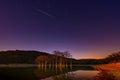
(0, 64, 37, 68)
(93, 63, 120, 80)
(93, 62, 120, 71)
(0, 64, 93, 68)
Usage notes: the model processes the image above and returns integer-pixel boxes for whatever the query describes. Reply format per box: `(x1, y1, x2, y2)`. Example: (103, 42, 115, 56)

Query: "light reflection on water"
(41, 70, 99, 80)
(0, 66, 99, 80)
(34, 66, 99, 80)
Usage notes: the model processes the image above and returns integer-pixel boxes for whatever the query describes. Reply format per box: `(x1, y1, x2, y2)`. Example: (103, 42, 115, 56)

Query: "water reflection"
(95, 70, 116, 80)
(0, 66, 99, 80)
(34, 66, 98, 80)
(34, 66, 73, 80)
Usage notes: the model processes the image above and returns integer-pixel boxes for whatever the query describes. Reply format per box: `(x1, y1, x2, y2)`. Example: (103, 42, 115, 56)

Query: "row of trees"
(105, 52, 120, 63)
(35, 51, 72, 68)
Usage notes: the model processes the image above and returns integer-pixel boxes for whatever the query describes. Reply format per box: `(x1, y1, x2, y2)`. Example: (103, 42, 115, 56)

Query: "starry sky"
(0, 0, 120, 59)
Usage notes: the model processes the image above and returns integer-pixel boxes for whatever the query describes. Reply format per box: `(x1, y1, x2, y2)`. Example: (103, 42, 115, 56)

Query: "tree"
(53, 51, 63, 67)
(53, 51, 72, 68)
(105, 52, 120, 63)
(35, 55, 48, 67)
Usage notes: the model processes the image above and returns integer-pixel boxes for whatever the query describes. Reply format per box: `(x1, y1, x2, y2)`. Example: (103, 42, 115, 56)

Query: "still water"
(0, 66, 99, 80)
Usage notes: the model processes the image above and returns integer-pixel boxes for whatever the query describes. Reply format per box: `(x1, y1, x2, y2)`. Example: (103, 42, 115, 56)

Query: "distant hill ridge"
(0, 50, 106, 65)
(0, 50, 50, 64)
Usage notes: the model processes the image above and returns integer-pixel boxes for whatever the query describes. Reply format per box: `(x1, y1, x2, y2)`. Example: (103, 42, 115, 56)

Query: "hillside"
(0, 50, 49, 64)
(0, 50, 106, 65)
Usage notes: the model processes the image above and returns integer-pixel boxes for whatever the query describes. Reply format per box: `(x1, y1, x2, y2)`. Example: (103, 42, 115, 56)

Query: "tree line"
(35, 51, 73, 68)
(104, 52, 120, 63)
(0, 50, 119, 65)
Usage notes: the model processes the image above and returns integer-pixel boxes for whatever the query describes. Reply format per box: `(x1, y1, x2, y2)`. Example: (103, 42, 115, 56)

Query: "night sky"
(0, 0, 120, 59)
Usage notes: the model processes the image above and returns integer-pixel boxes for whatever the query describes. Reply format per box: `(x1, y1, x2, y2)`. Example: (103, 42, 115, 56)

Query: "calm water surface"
(0, 66, 99, 80)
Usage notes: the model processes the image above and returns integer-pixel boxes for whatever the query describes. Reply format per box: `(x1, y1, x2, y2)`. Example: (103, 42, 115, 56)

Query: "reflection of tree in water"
(34, 66, 97, 80)
(51, 69, 74, 80)
(34, 67, 74, 80)
(95, 70, 116, 80)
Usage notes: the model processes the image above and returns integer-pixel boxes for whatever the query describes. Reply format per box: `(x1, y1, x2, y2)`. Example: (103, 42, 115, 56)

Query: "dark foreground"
(0, 66, 119, 80)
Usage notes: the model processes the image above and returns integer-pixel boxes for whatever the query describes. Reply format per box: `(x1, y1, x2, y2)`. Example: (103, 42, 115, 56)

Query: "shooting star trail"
(35, 8, 55, 19)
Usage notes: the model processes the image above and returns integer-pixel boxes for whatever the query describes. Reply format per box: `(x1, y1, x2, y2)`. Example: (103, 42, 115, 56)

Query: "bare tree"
(53, 51, 72, 68)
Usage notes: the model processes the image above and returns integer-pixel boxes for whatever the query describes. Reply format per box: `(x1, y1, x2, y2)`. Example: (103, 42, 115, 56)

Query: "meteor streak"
(35, 8, 55, 18)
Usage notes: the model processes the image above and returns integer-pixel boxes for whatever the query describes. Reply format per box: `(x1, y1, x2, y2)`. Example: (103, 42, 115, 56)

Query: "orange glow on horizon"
(73, 53, 109, 59)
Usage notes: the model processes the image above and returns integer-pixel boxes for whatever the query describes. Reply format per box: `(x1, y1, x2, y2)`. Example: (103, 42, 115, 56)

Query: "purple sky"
(0, 0, 120, 59)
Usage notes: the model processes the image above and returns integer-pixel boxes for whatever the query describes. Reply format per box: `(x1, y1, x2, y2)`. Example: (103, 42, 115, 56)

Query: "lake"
(0, 66, 99, 80)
